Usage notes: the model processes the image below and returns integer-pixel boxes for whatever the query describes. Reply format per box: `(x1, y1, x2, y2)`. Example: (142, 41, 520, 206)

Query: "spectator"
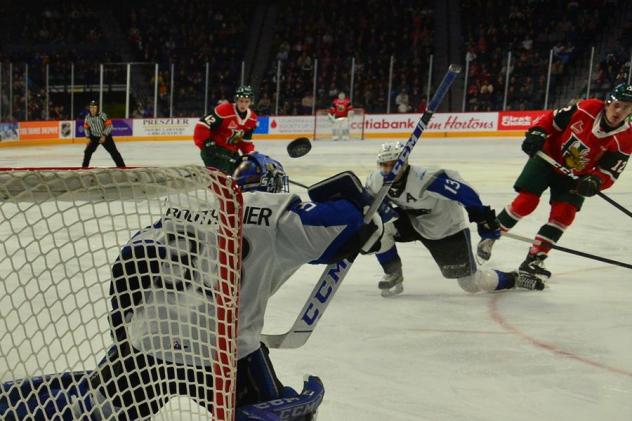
(395, 89, 411, 113)
(256, 93, 273, 116)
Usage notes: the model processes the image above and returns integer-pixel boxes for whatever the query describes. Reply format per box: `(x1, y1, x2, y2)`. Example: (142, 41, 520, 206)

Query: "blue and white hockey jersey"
(113, 191, 366, 365)
(365, 165, 486, 240)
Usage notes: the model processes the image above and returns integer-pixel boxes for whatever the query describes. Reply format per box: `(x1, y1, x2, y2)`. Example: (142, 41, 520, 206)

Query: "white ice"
(2, 137, 631, 421)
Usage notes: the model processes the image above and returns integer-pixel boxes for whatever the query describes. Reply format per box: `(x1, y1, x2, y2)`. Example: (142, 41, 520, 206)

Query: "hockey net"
(0, 166, 243, 420)
(313, 108, 366, 141)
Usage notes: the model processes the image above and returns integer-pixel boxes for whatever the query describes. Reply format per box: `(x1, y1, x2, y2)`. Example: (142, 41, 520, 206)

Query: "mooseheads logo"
(561, 134, 590, 170)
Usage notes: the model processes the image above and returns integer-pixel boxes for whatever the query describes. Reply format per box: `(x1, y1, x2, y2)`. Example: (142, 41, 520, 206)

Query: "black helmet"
(235, 85, 254, 101)
(607, 83, 632, 103)
(89, 100, 98, 107)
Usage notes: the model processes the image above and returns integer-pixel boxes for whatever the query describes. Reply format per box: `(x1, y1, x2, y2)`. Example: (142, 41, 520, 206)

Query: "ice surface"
(2, 137, 631, 420)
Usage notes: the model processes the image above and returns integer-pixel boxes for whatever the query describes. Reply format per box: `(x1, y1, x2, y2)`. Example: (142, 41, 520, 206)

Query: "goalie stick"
(535, 151, 632, 218)
(262, 64, 462, 349)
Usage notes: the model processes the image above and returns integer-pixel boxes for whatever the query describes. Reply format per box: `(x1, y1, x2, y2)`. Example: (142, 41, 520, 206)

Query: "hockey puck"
(287, 137, 312, 158)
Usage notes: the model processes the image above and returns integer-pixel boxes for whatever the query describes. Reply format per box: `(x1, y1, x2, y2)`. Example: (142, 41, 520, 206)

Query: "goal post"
(0, 166, 243, 420)
(313, 108, 366, 141)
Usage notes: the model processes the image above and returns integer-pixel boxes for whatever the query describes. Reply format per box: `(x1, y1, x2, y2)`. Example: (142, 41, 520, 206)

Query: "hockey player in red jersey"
(477, 83, 632, 280)
(328, 91, 353, 141)
(194, 85, 258, 174)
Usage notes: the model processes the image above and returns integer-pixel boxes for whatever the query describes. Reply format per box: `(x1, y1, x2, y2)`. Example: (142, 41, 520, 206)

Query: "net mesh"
(0, 166, 242, 420)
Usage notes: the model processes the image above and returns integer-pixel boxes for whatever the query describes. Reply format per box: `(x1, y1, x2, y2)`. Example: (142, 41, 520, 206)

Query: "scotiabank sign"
(363, 112, 497, 133)
(497, 111, 547, 131)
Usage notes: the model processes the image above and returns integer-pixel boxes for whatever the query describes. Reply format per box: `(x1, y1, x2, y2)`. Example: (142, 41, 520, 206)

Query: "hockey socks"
(497, 191, 540, 230)
(529, 201, 576, 256)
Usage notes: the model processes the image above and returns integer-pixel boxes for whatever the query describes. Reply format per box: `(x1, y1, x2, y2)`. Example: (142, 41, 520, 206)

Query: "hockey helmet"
(235, 85, 254, 101)
(89, 100, 98, 107)
(608, 83, 632, 103)
(232, 152, 289, 193)
(377, 141, 404, 164)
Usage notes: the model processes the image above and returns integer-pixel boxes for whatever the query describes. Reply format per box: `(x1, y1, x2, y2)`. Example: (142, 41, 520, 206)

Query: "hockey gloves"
(467, 205, 501, 240)
(521, 127, 548, 157)
(575, 174, 601, 197)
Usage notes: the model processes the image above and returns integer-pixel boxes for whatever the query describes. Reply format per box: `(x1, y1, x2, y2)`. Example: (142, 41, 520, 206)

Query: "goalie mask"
(232, 152, 289, 193)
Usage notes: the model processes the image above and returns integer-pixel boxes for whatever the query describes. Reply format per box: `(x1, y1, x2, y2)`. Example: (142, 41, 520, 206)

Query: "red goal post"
(313, 108, 366, 140)
(0, 166, 243, 420)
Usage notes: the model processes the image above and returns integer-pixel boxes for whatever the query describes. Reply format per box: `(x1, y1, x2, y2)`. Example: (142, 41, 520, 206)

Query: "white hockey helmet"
(377, 141, 404, 164)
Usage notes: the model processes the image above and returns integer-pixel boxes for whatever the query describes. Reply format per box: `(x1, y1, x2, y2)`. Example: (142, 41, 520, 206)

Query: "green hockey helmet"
(608, 83, 632, 103)
(235, 85, 254, 101)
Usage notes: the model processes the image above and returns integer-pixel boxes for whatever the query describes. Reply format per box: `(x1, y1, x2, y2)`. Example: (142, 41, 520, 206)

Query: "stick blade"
(287, 137, 312, 158)
(262, 331, 311, 349)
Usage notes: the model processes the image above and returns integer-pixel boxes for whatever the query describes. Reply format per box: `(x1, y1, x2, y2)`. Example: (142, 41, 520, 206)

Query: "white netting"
(313, 108, 366, 141)
(0, 166, 242, 421)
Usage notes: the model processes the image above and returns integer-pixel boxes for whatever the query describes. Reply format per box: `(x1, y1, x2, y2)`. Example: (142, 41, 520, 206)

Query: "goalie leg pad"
(236, 375, 325, 421)
(1, 372, 92, 421)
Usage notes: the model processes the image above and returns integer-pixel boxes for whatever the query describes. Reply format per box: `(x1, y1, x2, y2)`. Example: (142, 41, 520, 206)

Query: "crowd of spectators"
(259, 0, 433, 115)
(0, 0, 124, 121)
(1, 0, 629, 122)
(588, 18, 631, 100)
(118, 0, 254, 117)
(460, 0, 612, 111)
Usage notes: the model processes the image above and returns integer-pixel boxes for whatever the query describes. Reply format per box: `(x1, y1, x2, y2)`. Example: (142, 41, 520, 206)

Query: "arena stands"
(0, 0, 629, 120)
(259, 0, 434, 115)
(460, 0, 611, 111)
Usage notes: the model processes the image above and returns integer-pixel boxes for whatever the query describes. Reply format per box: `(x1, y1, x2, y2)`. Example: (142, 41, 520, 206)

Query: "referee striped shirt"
(84, 112, 113, 137)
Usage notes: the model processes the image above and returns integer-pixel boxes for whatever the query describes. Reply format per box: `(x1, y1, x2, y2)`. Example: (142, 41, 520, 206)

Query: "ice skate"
(378, 271, 403, 297)
(511, 271, 545, 290)
(519, 253, 551, 280)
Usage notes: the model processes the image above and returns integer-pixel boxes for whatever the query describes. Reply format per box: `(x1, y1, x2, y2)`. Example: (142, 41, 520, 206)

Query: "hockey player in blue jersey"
(366, 142, 545, 297)
(0, 152, 390, 420)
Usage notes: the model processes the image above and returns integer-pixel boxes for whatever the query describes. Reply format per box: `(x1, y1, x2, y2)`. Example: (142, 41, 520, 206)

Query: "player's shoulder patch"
(215, 102, 236, 118)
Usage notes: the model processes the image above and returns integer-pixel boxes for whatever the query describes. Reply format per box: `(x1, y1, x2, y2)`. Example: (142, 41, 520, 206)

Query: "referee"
(81, 100, 126, 168)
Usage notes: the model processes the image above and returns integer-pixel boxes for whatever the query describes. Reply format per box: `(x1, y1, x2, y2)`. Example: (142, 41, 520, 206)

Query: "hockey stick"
(535, 151, 632, 218)
(289, 179, 309, 189)
(262, 65, 462, 349)
(503, 231, 632, 270)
